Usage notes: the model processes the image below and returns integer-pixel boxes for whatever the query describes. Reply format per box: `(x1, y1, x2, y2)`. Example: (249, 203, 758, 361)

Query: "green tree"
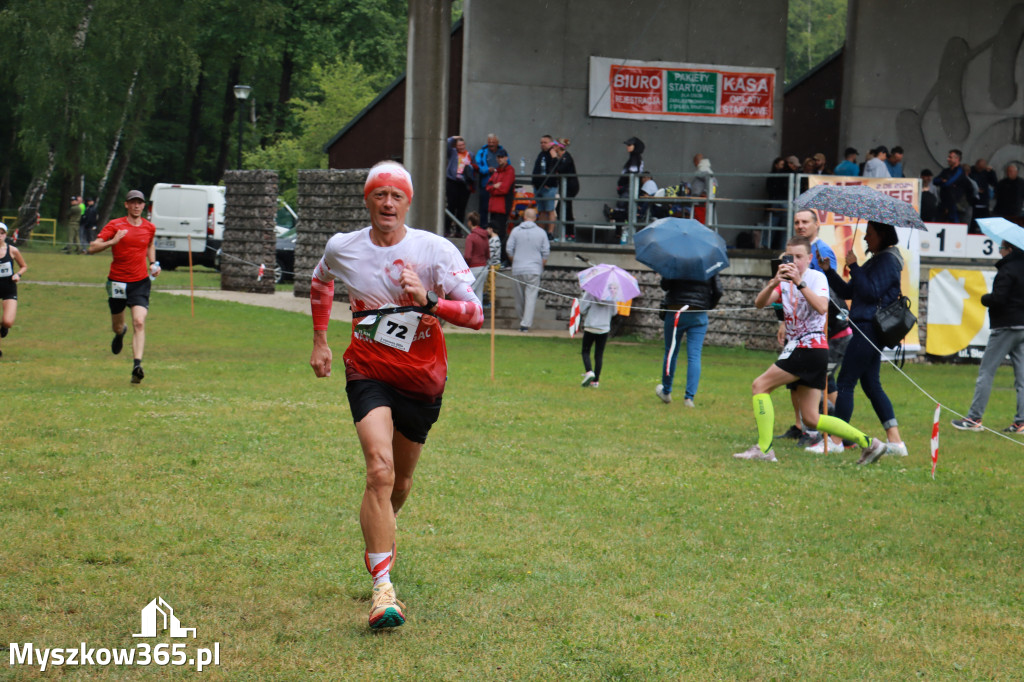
(244, 57, 380, 204)
(0, 0, 408, 230)
(786, 0, 848, 85)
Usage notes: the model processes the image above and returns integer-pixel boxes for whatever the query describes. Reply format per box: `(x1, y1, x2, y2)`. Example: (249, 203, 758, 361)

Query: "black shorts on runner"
(0, 280, 16, 301)
(777, 347, 829, 389)
(346, 378, 442, 444)
(107, 277, 152, 315)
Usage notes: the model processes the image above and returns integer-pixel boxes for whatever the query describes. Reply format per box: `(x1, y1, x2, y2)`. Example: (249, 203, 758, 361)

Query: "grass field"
(3, 249, 1024, 679)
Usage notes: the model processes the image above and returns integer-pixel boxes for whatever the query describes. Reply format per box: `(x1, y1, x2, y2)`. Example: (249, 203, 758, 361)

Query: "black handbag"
(873, 296, 916, 349)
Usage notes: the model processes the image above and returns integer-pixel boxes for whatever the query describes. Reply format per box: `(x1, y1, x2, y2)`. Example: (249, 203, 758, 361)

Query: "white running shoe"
(805, 438, 843, 454)
(683, 398, 695, 408)
(733, 444, 777, 462)
(655, 384, 672, 404)
(857, 438, 887, 465)
(886, 441, 908, 457)
(581, 370, 596, 387)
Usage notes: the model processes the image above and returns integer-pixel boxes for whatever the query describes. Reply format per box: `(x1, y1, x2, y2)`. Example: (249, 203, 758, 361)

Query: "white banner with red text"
(588, 56, 775, 125)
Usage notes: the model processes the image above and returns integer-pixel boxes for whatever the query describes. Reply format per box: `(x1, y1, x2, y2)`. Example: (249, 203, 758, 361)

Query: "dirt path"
(161, 288, 566, 337)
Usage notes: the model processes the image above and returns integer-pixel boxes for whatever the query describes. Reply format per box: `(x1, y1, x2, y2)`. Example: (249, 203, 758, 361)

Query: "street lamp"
(233, 84, 252, 169)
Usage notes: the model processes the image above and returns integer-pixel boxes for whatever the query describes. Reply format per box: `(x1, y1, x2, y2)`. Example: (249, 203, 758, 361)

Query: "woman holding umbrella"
(577, 263, 639, 387)
(817, 222, 907, 457)
(655, 274, 722, 407)
(579, 291, 616, 388)
(633, 217, 730, 407)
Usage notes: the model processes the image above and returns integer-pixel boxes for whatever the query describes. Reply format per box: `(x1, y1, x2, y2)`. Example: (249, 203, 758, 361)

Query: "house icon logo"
(132, 597, 197, 638)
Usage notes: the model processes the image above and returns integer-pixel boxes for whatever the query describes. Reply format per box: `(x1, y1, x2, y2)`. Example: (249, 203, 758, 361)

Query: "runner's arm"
(434, 293, 484, 330)
(11, 246, 26, 281)
(147, 238, 159, 277)
(88, 228, 127, 254)
(400, 266, 483, 330)
(309, 274, 335, 378)
(310, 274, 334, 331)
(755, 277, 782, 309)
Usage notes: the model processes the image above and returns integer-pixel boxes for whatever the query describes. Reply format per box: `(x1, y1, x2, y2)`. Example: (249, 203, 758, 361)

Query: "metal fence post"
(627, 173, 638, 244)
(787, 173, 797, 240)
(558, 176, 567, 241)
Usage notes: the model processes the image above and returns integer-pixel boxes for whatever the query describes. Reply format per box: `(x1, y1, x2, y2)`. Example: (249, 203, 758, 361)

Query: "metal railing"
(2, 215, 57, 245)
(492, 170, 803, 248)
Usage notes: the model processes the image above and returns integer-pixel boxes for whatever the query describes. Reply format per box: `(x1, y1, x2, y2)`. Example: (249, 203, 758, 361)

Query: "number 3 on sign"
(965, 234, 1001, 260)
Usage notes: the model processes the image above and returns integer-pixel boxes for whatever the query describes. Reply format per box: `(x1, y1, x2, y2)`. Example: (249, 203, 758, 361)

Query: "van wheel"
(274, 262, 283, 284)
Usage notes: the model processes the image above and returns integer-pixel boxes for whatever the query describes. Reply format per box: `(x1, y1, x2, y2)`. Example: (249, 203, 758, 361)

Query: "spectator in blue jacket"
(933, 149, 976, 223)
(833, 148, 860, 177)
(819, 221, 907, 457)
(884, 146, 905, 178)
(474, 133, 507, 225)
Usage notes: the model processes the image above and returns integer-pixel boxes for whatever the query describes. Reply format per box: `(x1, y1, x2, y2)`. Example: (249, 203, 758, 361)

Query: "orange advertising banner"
(805, 175, 923, 350)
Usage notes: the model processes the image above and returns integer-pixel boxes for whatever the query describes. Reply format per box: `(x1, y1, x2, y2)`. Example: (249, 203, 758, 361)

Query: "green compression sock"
(753, 393, 774, 453)
(816, 415, 869, 448)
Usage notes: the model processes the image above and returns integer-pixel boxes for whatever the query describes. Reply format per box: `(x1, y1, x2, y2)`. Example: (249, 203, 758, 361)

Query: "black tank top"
(0, 244, 13, 281)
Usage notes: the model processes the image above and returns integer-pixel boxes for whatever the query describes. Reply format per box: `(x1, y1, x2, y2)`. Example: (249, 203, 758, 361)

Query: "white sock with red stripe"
(366, 551, 393, 586)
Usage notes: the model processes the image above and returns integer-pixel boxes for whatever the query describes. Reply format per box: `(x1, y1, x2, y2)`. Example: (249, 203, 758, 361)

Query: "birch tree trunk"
(96, 67, 139, 213)
(14, 149, 57, 245)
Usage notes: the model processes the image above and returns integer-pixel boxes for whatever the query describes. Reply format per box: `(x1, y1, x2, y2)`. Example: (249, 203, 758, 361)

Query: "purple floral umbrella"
(794, 184, 927, 230)
(577, 263, 641, 302)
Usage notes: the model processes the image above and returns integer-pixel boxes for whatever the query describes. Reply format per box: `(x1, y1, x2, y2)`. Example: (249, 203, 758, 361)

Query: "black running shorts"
(107, 277, 152, 315)
(777, 347, 829, 389)
(0, 279, 16, 301)
(346, 378, 443, 444)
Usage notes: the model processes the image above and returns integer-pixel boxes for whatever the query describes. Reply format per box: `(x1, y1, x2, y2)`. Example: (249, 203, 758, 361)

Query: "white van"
(149, 183, 226, 269)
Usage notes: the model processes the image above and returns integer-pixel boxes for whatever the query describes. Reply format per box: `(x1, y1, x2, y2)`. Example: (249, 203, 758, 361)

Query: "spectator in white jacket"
(579, 291, 616, 387)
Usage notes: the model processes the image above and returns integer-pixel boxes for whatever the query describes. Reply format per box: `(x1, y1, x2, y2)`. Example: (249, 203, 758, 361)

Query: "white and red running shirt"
(312, 226, 478, 401)
(776, 267, 829, 350)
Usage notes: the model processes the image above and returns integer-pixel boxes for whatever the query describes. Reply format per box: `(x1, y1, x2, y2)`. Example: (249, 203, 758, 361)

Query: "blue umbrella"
(633, 217, 729, 280)
(976, 217, 1024, 251)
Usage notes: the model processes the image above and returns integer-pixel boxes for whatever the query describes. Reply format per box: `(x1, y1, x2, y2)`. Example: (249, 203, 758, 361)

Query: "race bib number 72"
(356, 310, 422, 352)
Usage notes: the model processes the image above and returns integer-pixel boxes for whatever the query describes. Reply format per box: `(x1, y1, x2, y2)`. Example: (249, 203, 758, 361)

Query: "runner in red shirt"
(309, 161, 482, 629)
(89, 190, 160, 383)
